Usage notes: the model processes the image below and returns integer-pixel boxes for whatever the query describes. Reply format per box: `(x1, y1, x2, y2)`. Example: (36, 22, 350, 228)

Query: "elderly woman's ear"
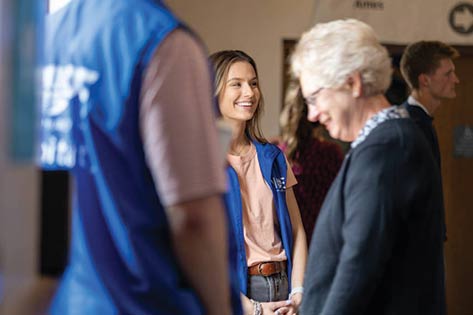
(346, 72, 363, 98)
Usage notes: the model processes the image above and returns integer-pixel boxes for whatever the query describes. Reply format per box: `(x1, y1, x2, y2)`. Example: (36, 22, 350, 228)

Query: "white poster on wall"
(312, 0, 473, 45)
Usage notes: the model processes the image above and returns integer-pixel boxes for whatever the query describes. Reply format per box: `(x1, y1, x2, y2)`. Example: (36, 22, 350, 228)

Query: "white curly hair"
(291, 19, 392, 97)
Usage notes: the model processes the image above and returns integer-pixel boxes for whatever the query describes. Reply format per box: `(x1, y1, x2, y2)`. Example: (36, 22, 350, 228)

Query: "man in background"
(400, 41, 460, 241)
(40, 0, 239, 314)
(400, 41, 459, 167)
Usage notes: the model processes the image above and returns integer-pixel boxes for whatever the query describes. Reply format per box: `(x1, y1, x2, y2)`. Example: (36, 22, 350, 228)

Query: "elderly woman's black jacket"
(301, 118, 446, 315)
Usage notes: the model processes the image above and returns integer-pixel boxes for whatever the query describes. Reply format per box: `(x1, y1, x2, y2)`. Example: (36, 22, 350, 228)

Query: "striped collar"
(351, 106, 409, 149)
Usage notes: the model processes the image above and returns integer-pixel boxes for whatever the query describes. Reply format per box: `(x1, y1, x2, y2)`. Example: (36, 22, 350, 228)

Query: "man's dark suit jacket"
(401, 101, 441, 167)
(402, 101, 447, 241)
(301, 118, 446, 315)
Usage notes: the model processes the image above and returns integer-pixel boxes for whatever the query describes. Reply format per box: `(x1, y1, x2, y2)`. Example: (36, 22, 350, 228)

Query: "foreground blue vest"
(40, 1, 238, 314)
(225, 141, 294, 295)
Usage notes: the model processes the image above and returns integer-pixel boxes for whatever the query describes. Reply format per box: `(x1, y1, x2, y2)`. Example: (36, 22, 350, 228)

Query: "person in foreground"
(291, 19, 446, 315)
(210, 50, 307, 315)
(39, 0, 238, 314)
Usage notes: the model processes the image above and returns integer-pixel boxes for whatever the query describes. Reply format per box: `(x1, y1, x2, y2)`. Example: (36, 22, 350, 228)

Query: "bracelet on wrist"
(250, 299, 262, 315)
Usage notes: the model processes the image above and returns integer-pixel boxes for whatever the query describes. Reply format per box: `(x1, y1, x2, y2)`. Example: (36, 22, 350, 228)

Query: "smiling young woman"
(210, 50, 307, 315)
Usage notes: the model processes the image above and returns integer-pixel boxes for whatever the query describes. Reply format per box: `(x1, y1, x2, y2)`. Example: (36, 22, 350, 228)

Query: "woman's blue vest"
(225, 141, 294, 295)
(39, 1, 242, 314)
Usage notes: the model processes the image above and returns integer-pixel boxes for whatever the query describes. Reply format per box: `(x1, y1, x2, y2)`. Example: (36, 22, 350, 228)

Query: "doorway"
(436, 46, 473, 315)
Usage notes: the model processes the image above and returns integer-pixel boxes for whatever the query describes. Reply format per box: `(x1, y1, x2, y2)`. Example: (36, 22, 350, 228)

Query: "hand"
(275, 297, 300, 315)
(282, 305, 297, 315)
(261, 300, 292, 315)
(289, 292, 302, 309)
(280, 292, 302, 315)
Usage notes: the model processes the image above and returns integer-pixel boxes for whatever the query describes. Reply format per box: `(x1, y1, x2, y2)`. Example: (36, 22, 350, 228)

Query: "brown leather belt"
(248, 261, 286, 277)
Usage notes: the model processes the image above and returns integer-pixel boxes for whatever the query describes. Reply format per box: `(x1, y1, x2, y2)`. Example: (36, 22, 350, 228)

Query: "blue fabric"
(40, 1, 226, 314)
(225, 141, 294, 295)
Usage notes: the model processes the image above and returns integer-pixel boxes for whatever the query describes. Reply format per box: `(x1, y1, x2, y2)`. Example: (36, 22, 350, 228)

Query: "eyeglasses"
(303, 87, 324, 107)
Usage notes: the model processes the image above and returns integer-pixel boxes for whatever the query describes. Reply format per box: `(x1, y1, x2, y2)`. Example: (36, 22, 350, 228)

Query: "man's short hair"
(400, 41, 459, 90)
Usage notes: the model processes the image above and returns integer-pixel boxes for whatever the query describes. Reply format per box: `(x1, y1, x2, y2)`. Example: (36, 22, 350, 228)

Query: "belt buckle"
(258, 262, 266, 276)
(259, 262, 276, 276)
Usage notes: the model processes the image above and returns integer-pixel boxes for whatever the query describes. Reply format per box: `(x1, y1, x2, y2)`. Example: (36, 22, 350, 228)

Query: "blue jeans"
(247, 270, 289, 302)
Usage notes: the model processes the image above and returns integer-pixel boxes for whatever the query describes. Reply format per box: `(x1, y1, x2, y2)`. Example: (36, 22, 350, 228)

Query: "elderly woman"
(291, 19, 446, 315)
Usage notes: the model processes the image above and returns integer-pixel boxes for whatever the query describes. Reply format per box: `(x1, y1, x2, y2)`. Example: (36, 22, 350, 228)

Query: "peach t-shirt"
(227, 143, 297, 267)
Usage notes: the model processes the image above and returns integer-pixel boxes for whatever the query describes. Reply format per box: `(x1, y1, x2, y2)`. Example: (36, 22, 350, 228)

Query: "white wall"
(167, 0, 316, 137)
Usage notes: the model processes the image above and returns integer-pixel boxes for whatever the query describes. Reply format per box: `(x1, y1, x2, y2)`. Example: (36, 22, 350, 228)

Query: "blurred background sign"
(454, 125, 473, 158)
(312, 0, 473, 44)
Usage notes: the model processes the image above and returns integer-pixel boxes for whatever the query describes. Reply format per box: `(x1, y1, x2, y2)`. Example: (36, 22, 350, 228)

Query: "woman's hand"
(261, 300, 292, 315)
(284, 292, 302, 315)
(291, 291, 302, 308)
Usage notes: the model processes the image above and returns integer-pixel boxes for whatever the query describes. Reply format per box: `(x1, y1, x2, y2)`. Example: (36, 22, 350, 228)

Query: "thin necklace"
(230, 142, 250, 156)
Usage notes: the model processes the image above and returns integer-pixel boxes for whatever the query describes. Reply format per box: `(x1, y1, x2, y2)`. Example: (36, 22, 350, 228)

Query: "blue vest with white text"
(225, 141, 294, 295)
(39, 1, 240, 314)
